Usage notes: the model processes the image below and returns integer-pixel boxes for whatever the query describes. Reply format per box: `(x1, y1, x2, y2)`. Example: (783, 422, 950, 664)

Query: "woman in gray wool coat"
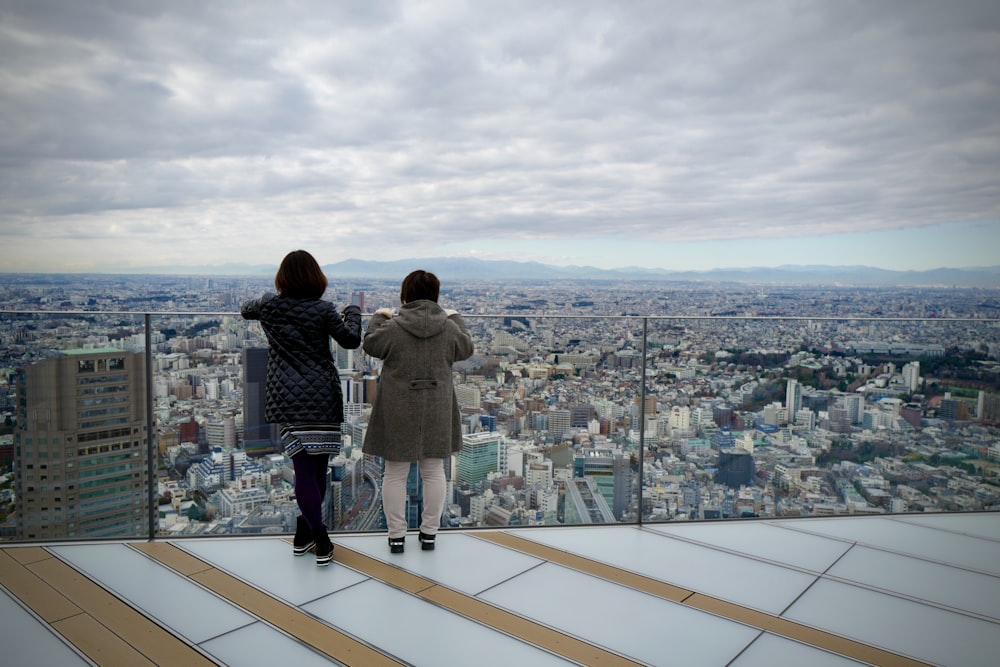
(362, 270, 474, 553)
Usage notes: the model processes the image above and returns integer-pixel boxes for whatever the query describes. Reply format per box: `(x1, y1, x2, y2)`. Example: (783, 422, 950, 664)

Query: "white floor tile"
(730, 632, 871, 666)
(827, 544, 1000, 620)
(479, 561, 761, 667)
(176, 538, 368, 606)
(785, 577, 1000, 667)
(334, 532, 543, 595)
(0, 589, 92, 667)
(513, 526, 817, 614)
(51, 544, 253, 644)
(201, 622, 346, 667)
(305, 578, 576, 667)
(779, 516, 1000, 575)
(649, 520, 852, 572)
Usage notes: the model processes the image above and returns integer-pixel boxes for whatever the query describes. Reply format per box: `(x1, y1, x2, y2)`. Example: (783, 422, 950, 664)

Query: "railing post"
(637, 316, 647, 526)
(145, 313, 156, 541)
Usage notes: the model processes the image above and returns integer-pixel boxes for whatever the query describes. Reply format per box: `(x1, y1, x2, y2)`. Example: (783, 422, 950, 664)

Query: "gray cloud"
(1, 0, 998, 271)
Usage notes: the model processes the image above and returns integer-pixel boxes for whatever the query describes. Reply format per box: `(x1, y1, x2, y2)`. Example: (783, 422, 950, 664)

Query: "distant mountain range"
(323, 259, 1000, 288)
(92, 258, 1000, 287)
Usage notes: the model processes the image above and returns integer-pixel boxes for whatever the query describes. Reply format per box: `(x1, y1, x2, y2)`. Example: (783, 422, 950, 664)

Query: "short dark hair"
(274, 250, 328, 299)
(400, 269, 440, 304)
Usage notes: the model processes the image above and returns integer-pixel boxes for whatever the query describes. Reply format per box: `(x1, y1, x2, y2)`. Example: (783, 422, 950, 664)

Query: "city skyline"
(2, 2, 999, 274)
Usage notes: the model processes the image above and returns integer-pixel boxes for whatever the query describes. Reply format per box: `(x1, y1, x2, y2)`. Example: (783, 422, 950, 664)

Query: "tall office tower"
(242, 348, 278, 455)
(351, 291, 365, 312)
(715, 448, 755, 489)
(454, 383, 481, 409)
(570, 404, 596, 428)
(785, 379, 802, 415)
(14, 348, 149, 540)
(634, 395, 656, 418)
(457, 432, 503, 487)
(829, 405, 852, 433)
(669, 405, 691, 430)
(938, 394, 969, 421)
(794, 408, 816, 430)
(843, 394, 864, 424)
(546, 409, 571, 442)
(902, 362, 920, 393)
(334, 343, 354, 375)
(900, 403, 923, 429)
(324, 462, 345, 530)
(712, 404, 734, 429)
(980, 392, 1000, 422)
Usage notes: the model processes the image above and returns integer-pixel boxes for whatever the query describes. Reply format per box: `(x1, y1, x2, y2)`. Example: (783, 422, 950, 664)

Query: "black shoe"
(419, 531, 436, 551)
(314, 529, 334, 567)
(293, 516, 315, 556)
(388, 537, 405, 554)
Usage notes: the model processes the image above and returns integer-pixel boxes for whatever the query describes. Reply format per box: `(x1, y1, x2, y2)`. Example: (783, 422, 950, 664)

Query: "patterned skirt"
(279, 422, 342, 458)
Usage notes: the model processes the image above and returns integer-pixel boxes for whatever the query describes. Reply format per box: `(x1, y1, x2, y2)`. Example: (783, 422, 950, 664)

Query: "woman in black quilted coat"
(242, 250, 362, 566)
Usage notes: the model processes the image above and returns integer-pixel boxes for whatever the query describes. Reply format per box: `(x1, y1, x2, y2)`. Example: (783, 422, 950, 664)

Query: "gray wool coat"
(362, 300, 474, 461)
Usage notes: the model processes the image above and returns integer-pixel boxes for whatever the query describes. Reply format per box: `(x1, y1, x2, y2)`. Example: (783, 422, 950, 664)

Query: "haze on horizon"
(1, 1, 999, 275)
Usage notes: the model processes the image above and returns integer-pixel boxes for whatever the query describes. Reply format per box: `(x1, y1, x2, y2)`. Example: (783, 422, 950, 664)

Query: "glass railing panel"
(0, 311, 150, 541)
(458, 315, 640, 528)
(3, 305, 998, 543)
(639, 315, 1000, 523)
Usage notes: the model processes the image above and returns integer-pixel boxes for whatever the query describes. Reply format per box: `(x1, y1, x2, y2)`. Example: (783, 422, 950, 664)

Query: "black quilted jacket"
(241, 293, 362, 424)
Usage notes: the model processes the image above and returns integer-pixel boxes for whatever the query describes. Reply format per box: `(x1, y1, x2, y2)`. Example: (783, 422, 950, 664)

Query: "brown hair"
(274, 250, 328, 299)
(400, 269, 440, 304)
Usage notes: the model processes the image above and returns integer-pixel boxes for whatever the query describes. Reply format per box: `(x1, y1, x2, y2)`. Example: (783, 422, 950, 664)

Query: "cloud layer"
(1, 1, 998, 272)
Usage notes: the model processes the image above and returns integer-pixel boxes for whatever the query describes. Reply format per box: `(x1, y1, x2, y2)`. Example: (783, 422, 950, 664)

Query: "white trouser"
(382, 458, 446, 539)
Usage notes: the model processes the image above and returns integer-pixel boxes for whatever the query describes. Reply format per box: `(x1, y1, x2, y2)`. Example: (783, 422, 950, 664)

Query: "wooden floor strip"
(133, 542, 403, 667)
(142, 539, 643, 667)
(334, 544, 646, 667)
(1, 546, 217, 667)
(472, 531, 933, 667)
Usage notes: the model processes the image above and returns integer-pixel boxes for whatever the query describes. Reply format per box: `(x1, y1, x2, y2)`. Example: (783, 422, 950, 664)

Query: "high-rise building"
(901, 403, 922, 429)
(981, 392, 1000, 423)
(242, 348, 277, 455)
(351, 291, 365, 312)
(902, 362, 920, 393)
(785, 379, 802, 415)
(715, 448, 755, 489)
(14, 348, 149, 540)
(843, 394, 864, 425)
(334, 343, 354, 375)
(457, 432, 503, 487)
(546, 409, 571, 442)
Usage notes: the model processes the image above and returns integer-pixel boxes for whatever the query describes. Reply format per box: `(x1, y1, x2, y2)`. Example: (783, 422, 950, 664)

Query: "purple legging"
(292, 452, 329, 531)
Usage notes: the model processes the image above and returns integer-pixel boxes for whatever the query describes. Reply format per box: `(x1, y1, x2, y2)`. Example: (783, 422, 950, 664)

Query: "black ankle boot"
(419, 531, 436, 551)
(388, 536, 405, 554)
(314, 528, 334, 566)
(293, 516, 315, 556)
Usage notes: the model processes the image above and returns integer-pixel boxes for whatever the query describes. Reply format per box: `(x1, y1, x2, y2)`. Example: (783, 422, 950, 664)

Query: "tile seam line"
(644, 522, 1000, 620)
(473, 531, 937, 667)
(766, 521, 1000, 576)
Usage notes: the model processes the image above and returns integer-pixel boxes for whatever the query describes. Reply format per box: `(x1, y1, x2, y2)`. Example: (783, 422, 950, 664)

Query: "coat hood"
(393, 300, 449, 339)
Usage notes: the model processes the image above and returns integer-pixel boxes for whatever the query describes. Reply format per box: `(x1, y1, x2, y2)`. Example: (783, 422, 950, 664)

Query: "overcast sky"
(2, 1, 999, 274)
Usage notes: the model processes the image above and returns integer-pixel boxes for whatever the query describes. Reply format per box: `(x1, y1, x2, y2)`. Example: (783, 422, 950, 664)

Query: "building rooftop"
(3, 512, 999, 666)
